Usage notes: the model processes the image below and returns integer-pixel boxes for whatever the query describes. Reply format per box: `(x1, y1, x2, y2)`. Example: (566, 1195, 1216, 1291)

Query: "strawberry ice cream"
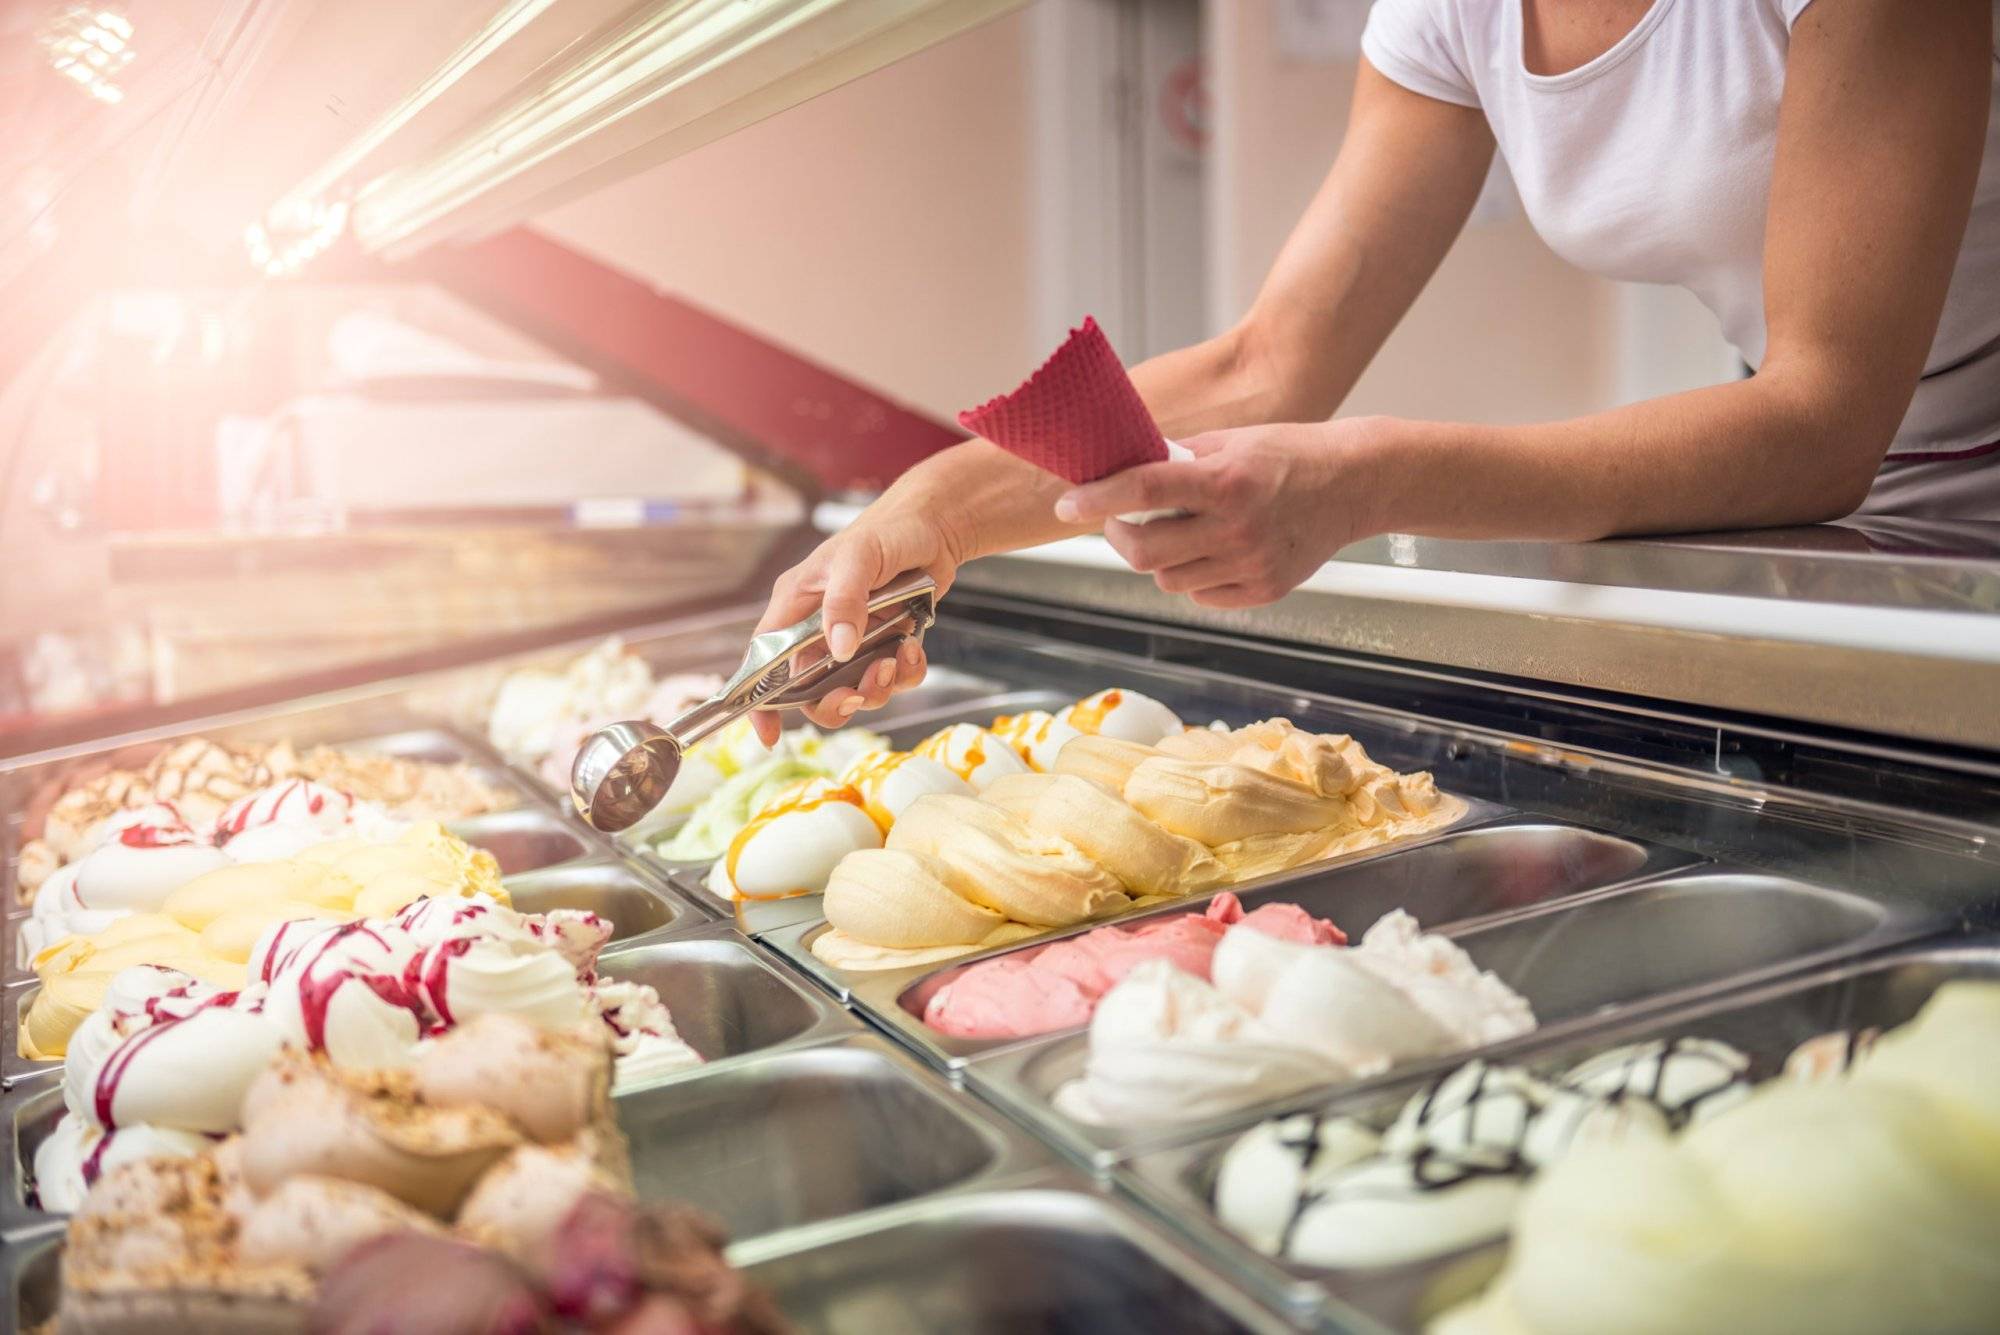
(920, 891, 1344, 1039)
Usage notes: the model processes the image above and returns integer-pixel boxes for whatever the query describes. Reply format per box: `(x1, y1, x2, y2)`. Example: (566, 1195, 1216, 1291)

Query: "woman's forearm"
(1361, 372, 1889, 542)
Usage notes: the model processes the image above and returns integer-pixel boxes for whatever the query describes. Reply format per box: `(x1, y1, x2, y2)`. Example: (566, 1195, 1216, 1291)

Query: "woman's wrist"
(880, 445, 993, 568)
(1312, 414, 1423, 541)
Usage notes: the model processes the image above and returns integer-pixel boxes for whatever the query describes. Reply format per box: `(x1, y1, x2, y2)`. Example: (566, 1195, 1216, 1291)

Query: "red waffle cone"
(957, 317, 1168, 485)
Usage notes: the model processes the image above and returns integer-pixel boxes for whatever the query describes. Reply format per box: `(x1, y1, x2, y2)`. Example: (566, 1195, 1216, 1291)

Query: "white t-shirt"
(1362, 0, 2000, 518)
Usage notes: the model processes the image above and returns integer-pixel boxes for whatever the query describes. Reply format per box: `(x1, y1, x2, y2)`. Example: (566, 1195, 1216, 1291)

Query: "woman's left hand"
(1052, 419, 1386, 608)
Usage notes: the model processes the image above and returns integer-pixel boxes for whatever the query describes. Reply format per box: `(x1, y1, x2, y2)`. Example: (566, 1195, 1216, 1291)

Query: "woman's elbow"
(1774, 429, 1887, 524)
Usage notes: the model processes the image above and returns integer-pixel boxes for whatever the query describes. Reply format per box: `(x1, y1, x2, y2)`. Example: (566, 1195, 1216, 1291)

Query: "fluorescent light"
(39, 3, 135, 105)
(244, 198, 348, 277)
(337, 0, 1023, 258)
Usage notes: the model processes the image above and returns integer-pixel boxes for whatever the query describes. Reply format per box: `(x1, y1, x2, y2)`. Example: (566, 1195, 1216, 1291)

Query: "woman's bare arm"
(756, 67, 1494, 728)
(1065, 1, 1992, 605)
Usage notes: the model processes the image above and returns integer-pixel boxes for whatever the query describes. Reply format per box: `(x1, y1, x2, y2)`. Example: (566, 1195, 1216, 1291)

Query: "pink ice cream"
(921, 892, 1344, 1039)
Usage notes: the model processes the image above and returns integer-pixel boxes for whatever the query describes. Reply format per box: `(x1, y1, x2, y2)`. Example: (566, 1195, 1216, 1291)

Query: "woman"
(753, 0, 1998, 743)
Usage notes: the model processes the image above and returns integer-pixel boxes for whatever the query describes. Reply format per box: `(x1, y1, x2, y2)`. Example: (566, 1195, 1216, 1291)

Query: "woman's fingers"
(1103, 513, 1228, 574)
(818, 540, 880, 662)
(1054, 458, 1213, 525)
(895, 640, 928, 692)
(755, 555, 826, 635)
(1151, 557, 1234, 595)
(752, 641, 928, 745)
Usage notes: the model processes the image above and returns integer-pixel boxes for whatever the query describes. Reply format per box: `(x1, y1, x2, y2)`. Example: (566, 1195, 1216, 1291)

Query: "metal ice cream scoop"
(570, 570, 939, 832)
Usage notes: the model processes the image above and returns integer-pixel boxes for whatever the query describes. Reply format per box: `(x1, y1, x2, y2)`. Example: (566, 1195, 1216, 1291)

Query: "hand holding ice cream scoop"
(571, 571, 936, 833)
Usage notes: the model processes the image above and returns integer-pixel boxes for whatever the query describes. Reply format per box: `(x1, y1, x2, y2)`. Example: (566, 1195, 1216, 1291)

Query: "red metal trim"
(411, 228, 962, 495)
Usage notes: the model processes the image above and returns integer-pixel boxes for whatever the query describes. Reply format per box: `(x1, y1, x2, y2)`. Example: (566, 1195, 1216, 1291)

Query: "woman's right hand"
(750, 493, 973, 745)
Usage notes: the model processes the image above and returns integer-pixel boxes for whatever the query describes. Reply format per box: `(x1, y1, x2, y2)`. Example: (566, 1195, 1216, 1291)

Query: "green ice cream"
(654, 723, 891, 863)
(659, 757, 823, 862)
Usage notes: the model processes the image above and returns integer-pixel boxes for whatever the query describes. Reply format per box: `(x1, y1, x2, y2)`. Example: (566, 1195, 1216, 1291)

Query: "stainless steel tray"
(963, 866, 1947, 1169)
(813, 816, 1692, 1071)
(1115, 934, 2000, 1330)
(643, 687, 1081, 938)
(729, 1179, 1323, 1335)
(506, 859, 707, 942)
(593, 924, 861, 1083)
(763, 796, 1519, 1012)
(613, 1033, 1056, 1247)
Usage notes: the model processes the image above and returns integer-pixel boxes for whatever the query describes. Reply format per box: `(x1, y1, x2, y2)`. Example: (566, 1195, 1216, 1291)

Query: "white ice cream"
(1054, 912, 1535, 1126)
(1051, 961, 1333, 1125)
(915, 724, 1031, 791)
(840, 751, 974, 830)
(407, 935, 592, 1032)
(1061, 688, 1184, 746)
(703, 780, 883, 903)
(1216, 1035, 1761, 1272)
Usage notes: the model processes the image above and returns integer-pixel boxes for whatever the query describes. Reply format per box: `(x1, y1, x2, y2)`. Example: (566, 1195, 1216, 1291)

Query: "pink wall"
(538, 12, 1038, 424)
(1206, 0, 1619, 426)
(541, 1, 1623, 435)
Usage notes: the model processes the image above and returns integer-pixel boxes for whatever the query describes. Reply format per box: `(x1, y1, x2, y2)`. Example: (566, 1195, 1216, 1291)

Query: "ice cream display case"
(4, 531, 1998, 1330)
(7, 1, 2000, 1328)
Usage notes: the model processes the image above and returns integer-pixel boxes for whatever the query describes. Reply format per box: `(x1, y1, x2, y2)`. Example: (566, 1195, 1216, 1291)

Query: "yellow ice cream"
(21, 824, 505, 1059)
(886, 795, 1130, 928)
(22, 915, 245, 1060)
(1123, 757, 1356, 845)
(815, 847, 1042, 970)
(982, 772, 1227, 899)
(812, 708, 1458, 974)
(1051, 735, 1159, 791)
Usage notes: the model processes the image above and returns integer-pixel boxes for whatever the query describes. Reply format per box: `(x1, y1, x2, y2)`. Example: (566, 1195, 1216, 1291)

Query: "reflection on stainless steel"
(7, 1081, 62, 1228)
(445, 806, 593, 876)
(1, 989, 55, 1090)
(736, 1187, 1306, 1335)
(1118, 938, 2000, 1332)
(504, 863, 693, 942)
(6, 1239, 56, 1328)
(957, 546, 2000, 750)
(573, 573, 937, 832)
(1340, 526, 2000, 611)
(594, 930, 857, 1070)
(616, 1038, 1048, 1244)
(1453, 872, 1925, 1023)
